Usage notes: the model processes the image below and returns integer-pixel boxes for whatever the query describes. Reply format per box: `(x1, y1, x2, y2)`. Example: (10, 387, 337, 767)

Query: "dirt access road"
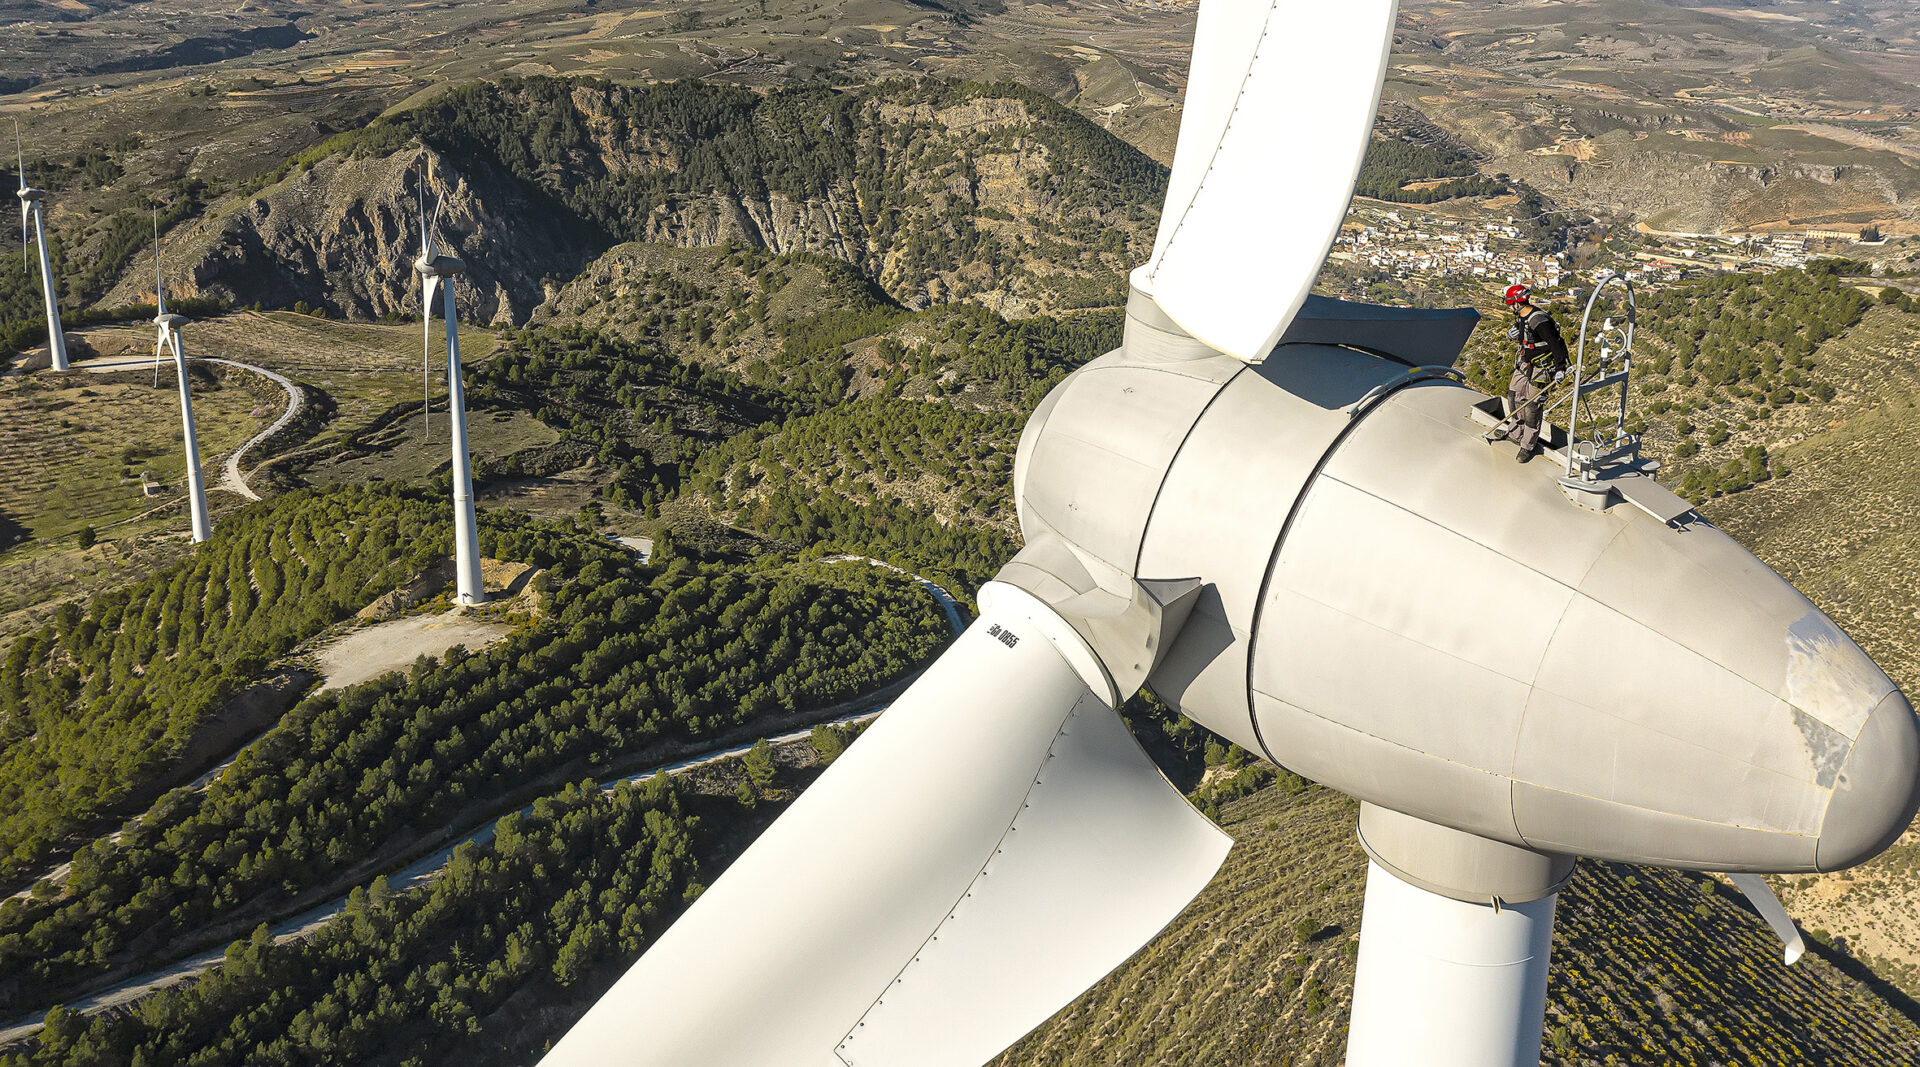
(76, 355, 303, 501)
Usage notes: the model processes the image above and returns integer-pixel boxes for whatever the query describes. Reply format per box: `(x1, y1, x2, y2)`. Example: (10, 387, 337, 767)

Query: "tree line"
(0, 486, 450, 883)
(6, 778, 698, 1067)
(0, 508, 948, 1010)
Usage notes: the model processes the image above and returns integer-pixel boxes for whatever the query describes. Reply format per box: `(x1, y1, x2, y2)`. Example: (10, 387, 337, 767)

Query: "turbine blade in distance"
(1728, 873, 1806, 965)
(540, 595, 1232, 1067)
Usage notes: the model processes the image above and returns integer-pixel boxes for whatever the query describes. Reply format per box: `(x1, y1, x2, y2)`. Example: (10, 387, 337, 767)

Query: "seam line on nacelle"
(1131, 364, 1248, 579)
(1244, 377, 1463, 767)
(1272, 485, 1811, 797)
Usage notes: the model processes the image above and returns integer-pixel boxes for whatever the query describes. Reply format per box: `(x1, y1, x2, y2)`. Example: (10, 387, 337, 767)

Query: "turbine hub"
(415, 253, 467, 279)
(16, 186, 43, 203)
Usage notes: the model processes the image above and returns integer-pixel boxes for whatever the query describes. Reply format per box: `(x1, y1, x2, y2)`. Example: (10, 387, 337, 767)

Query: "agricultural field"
(299, 410, 560, 488)
(0, 367, 271, 542)
(0, 312, 509, 630)
(72, 312, 502, 459)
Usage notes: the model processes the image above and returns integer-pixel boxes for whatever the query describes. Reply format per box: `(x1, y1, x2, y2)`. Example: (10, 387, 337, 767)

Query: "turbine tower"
(538, 2, 1920, 1065)
(153, 233, 212, 544)
(415, 175, 484, 606)
(15, 123, 69, 372)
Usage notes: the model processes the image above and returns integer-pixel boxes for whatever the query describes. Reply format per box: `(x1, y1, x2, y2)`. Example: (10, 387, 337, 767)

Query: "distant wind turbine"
(153, 217, 212, 543)
(15, 121, 69, 372)
(414, 171, 484, 605)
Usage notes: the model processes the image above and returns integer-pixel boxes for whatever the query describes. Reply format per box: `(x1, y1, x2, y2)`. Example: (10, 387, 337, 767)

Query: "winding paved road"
(0, 566, 964, 1047)
(76, 356, 303, 502)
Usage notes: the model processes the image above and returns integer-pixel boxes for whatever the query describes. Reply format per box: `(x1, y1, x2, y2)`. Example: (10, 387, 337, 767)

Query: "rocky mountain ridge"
(106, 78, 1166, 326)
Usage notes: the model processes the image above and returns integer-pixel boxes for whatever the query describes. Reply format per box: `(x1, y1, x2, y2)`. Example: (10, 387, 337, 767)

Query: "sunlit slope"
(0, 368, 272, 542)
(110, 78, 1165, 330)
(1703, 304, 1920, 1001)
(992, 784, 1920, 1067)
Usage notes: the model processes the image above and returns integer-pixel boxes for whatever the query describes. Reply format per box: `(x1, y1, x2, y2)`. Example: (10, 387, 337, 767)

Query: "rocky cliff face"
(110, 78, 1166, 324)
(1499, 145, 1913, 234)
(107, 146, 598, 326)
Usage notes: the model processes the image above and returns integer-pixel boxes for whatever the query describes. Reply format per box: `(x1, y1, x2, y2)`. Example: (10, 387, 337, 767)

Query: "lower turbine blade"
(421, 276, 437, 438)
(1729, 873, 1806, 965)
(541, 599, 1231, 1067)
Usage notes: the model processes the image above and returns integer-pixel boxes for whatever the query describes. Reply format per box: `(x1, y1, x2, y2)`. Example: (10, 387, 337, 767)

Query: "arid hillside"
(98, 78, 1163, 326)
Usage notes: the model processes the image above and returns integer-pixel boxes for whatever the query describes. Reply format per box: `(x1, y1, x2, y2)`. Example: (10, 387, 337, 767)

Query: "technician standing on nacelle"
(1502, 283, 1569, 463)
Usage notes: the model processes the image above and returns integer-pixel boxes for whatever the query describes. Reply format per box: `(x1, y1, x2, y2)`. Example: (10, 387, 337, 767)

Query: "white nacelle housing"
(1011, 292, 1920, 875)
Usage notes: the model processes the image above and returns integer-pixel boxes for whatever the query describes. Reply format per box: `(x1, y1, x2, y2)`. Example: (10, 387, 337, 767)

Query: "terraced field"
(74, 312, 502, 459)
(1701, 306, 1920, 1002)
(0, 369, 270, 542)
(300, 408, 561, 487)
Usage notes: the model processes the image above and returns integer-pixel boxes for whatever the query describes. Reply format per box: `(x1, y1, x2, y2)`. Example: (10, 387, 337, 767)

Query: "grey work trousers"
(1506, 365, 1545, 451)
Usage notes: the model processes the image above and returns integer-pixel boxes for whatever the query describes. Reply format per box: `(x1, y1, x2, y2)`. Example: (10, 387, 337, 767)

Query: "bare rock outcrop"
(108, 147, 600, 326)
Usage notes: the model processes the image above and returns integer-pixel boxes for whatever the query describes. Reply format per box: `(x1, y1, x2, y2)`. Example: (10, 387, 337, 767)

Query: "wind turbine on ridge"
(152, 217, 212, 544)
(415, 168, 485, 606)
(538, 2, 1920, 1065)
(15, 121, 69, 372)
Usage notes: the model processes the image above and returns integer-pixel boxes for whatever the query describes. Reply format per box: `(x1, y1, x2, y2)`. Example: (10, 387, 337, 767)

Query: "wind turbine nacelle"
(416, 252, 467, 280)
(16, 186, 44, 203)
(1006, 290, 1920, 876)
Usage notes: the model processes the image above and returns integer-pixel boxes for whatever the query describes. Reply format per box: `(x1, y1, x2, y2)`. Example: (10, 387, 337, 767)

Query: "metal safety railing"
(1546, 271, 1639, 480)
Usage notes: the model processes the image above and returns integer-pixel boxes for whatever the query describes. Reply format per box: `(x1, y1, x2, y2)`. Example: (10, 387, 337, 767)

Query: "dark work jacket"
(1515, 307, 1569, 381)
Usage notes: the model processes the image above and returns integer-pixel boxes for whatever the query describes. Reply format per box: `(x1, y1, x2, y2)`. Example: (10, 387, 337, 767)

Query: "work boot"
(1516, 445, 1536, 464)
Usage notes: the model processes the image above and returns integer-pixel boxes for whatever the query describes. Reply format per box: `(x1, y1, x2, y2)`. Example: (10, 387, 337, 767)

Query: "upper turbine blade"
(1137, 0, 1401, 363)
(424, 194, 443, 261)
(16, 123, 26, 276)
(154, 214, 167, 318)
(540, 591, 1231, 1067)
(1729, 873, 1806, 965)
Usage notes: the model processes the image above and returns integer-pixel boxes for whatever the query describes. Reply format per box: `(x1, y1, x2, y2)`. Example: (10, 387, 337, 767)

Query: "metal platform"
(1468, 396, 1696, 527)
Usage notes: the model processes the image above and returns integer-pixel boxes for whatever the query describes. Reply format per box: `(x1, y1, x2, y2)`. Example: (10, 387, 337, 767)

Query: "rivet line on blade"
(836, 704, 1081, 1058)
(1150, 2, 1284, 280)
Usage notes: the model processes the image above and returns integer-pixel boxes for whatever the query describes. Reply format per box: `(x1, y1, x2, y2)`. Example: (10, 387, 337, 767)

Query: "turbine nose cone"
(1244, 382, 1918, 872)
(1817, 689, 1920, 872)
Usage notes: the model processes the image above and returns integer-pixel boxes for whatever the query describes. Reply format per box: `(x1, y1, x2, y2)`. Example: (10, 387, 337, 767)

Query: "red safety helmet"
(1503, 284, 1532, 307)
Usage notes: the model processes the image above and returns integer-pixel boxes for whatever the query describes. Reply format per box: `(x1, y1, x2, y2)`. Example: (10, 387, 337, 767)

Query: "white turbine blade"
(1728, 873, 1806, 965)
(16, 123, 25, 276)
(154, 214, 167, 318)
(417, 169, 435, 260)
(1137, 0, 1400, 363)
(540, 600, 1231, 1067)
(421, 274, 438, 438)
